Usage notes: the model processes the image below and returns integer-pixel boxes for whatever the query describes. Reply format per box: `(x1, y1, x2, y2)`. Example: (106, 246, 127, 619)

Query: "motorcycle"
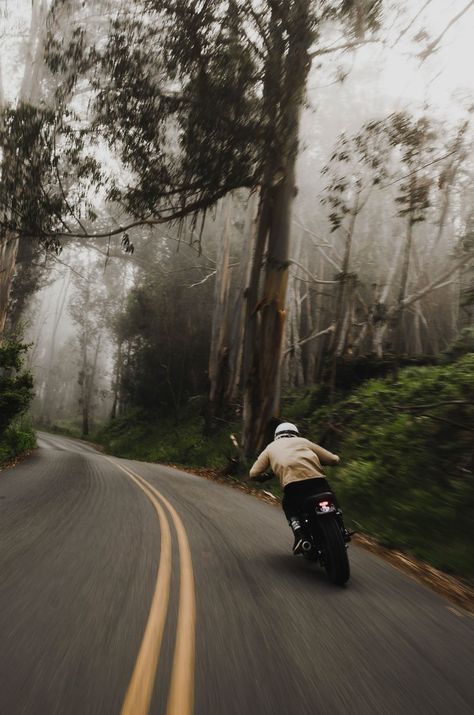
(256, 474, 351, 586)
(297, 490, 351, 586)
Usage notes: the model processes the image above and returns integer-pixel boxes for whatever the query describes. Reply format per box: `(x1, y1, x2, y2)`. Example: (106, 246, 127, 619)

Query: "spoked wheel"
(319, 518, 350, 586)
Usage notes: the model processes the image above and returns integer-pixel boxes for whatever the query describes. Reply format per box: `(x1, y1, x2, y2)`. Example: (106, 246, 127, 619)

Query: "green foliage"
(43, 0, 383, 233)
(322, 112, 445, 236)
(95, 407, 233, 469)
(332, 353, 436, 391)
(0, 102, 103, 248)
(282, 354, 474, 581)
(115, 271, 212, 413)
(282, 387, 321, 424)
(0, 417, 36, 466)
(1, 0, 385, 250)
(282, 353, 437, 420)
(317, 354, 474, 581)
(48, 421, 82, 439)
(87, 1, 263, 220)
(339, 0, 382, 37)
(0, 341, 34, 436)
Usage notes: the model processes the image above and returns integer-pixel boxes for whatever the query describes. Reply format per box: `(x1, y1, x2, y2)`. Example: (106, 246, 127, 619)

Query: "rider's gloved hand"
(255, 472, 272, 483)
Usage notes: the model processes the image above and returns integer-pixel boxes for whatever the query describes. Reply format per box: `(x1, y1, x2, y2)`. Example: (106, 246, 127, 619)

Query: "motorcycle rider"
(249, 422, 348, 554)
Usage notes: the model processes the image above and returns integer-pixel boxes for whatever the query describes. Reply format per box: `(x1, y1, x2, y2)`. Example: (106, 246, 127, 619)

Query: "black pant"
(282, 478, 334, 521)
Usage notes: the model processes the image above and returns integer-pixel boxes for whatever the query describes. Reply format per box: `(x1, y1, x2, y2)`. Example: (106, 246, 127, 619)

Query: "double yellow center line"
(107, 459, 196, 715)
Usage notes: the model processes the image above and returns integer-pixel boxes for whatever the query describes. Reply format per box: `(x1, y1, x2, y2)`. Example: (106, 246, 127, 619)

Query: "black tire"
(319, 517, 350, 586)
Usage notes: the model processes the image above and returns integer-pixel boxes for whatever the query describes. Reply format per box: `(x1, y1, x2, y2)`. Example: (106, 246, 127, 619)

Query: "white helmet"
(274, 422, 299, 440)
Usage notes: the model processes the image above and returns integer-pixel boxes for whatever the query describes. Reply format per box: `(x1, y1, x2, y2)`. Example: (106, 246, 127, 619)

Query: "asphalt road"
(0, 432, 473, 715)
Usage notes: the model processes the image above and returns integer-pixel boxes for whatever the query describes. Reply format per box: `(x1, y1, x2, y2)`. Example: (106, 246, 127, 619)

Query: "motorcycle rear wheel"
(319, 518, 350, 585)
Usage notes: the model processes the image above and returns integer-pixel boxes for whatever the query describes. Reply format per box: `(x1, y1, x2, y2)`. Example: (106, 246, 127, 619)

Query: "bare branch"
(292, 220, 332, 246)
(284, 324, 336, 356)
(3, 179, 246, 243)
(391, 0, 434, 48)
(399, 255, 471, 312)
(310, 39, 381, 59)
(380, 150, 458, 190)
(418, 1, 474, 61)
(289, 259, 339, 285)
(44, 250, 88, 280)
(188, 270, 217, 288)
(293, 220, 342, 271)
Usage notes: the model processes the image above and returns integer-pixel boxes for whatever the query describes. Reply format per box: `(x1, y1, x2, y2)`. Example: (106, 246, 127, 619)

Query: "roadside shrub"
(94, 406, 237, 469)
(0, 340, 34, 437)
(328, 354, 474, 581)
(0, 417, 36, 465)
(48, 421, 82, 438)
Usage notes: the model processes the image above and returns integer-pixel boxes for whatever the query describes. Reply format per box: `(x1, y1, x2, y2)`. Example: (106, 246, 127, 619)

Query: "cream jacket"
(249, 436, 339, 489)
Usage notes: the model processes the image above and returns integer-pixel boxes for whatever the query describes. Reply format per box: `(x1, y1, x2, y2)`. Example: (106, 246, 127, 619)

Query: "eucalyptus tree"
(1, 0, 383, 454)
(315, 111, 474, 360)
(379, 113, 473, 355)
(69, 258, 109, 436)
(321, 118, 389, 394)
(156, 0, 382, 453)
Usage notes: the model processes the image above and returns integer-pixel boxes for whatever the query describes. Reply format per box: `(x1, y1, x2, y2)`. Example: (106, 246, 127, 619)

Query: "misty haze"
(0, 2, 473, 714)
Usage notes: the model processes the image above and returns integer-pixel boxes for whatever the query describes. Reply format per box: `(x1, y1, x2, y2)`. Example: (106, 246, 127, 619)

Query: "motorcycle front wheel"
(319, 518, 350, 586)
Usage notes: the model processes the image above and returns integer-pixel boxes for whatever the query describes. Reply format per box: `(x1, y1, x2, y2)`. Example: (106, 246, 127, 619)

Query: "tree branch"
(284, 324, 335, 356)
(418, 1, 474, 61)
(380, 150, 458, 190)
(391, 0, 434, 48)
(188, 270, 217, 288)
(2, 180, 247, 244)
(289, 259, 339, 285)
(310, 39, 381, 59)
(293, 220, 342, 271)
(399, 254, 472, 312)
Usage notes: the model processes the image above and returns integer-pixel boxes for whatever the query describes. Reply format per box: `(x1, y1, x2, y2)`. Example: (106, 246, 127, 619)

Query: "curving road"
(0, 432, 473, 715)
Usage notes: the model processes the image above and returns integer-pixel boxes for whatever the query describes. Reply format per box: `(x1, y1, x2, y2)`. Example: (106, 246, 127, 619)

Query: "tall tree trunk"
(337, 274, 357, 356)
(110, 340, 123, 420)
(0, 236, 20, 335)
(207, 193, 257, 423)
(373, 321, 388, 358)
(329, 191, 360, 401)
(40, 272, 71, 424)
(80, 340, 90, 436)
(393, 220, 414, 349)
(283, 228, 304, 388)
(207, 198, 233, 421)
(242, 0, 313, 457)
(81, 333, 102, 437)
(223, 192, 258, 408)
(367, 231, 404, 356)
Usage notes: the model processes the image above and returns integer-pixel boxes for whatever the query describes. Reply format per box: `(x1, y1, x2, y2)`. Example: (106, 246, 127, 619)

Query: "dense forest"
(1, 1, 473, 577)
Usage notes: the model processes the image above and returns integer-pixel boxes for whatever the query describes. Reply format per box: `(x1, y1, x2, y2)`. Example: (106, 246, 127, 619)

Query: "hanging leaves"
(121, 232, 135, 254)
